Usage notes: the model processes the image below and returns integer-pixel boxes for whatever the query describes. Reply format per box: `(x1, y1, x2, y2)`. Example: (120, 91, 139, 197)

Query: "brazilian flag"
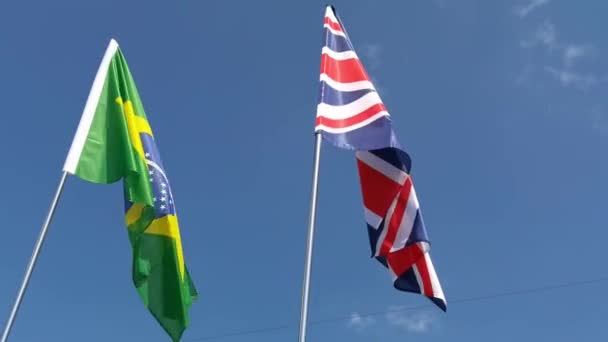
(63, 39, 197, 341)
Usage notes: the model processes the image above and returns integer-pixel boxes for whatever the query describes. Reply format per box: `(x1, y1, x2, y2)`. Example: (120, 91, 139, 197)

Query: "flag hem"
(63, 39, 119, 174)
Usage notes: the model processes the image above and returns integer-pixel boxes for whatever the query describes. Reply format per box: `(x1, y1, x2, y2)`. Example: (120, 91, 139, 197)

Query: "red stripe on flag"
(315, 103, 386, 129)
(324, 17, 343, 32)
(414, 256, 434, 297)
(379, 178, 412, 256)
(385, 242, 425, 276)
(356, 159, 402, 217)
(320, 53, 370, 83)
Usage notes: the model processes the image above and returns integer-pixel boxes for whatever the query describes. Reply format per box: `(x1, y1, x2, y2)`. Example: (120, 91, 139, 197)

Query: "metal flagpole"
(298, 133, 322, 342)
(1, 172, 69, 342)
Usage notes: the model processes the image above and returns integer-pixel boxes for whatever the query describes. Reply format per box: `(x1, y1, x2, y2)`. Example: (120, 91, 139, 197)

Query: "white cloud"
(519, 20, 599, 89)
(520, 20, 556, 49)
(347, 312, 375, 332)
(545, 67, 598, 89)
(537, 20, 557, 49)
(536, 21, 557, 49)
(523, 21, 594, 66)
(590, 107, 608, 135)
(515, 0, 550, 18)
(563, 45, 592, 66)
(385, 309, 436, 333)
(515, 63, 534, 87)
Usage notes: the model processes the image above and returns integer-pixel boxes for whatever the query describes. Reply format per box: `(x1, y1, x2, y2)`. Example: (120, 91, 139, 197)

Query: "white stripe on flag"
(316, 92, 384, 120)
(390, 187, 419, 252)
(319, 74, 376, 92)
(315, 112, 389, 134)
(325, 6, 340, 26)
(425, 253, 446, 302)
(364, 207, 383, 230)
(63, 39, 119, 174)
(321, 47, 358, 61)
(411, 264, 424, 294)
(375, 193, 399, 256)
(324, 24, 347, 37)
(355, 151, 408, 185)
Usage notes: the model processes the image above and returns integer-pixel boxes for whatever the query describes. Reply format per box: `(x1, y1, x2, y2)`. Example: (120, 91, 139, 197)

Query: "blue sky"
(1, 0, 607, 341)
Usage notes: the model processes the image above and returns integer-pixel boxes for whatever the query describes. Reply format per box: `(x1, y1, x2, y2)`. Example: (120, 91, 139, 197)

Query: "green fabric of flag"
(63, 39, 197, 341)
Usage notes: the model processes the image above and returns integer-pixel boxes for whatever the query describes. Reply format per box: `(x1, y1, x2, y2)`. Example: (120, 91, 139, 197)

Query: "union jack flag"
(316, 5, 446, 311)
